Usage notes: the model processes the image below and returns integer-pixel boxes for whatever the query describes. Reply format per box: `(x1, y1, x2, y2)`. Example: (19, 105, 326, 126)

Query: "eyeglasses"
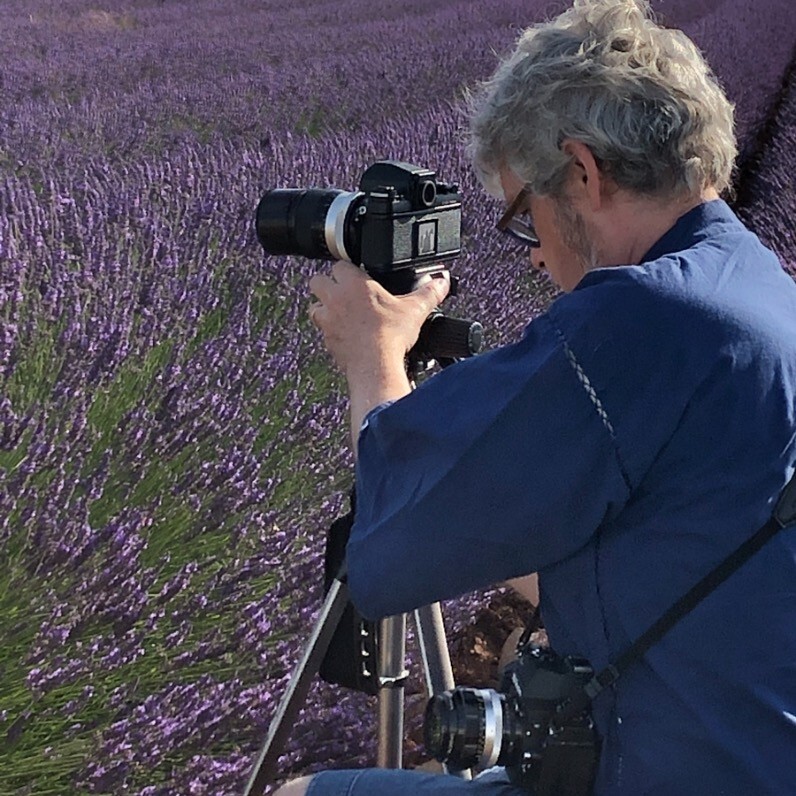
(496, 183, 540, 248)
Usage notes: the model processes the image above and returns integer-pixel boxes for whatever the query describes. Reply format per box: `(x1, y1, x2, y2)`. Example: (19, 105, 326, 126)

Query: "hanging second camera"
(423, 642, 599, 795)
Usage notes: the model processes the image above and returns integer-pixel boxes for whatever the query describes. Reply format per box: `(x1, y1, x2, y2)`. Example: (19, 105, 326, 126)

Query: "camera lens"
(255, 189, 362, 262)
(423, 687, 522, 770)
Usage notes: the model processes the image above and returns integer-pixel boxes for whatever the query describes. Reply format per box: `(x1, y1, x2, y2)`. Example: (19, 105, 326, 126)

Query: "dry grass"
(27, 8, 139, 33)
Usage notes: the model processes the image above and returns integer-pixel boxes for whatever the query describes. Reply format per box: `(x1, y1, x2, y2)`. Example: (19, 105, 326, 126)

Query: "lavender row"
(735, 65, 796, 274)
(0, 0, 553, 168)
(1, 0, 794, 171)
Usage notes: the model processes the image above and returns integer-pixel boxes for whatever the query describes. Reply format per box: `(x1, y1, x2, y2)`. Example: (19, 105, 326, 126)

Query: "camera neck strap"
(556, 471, 796, 725)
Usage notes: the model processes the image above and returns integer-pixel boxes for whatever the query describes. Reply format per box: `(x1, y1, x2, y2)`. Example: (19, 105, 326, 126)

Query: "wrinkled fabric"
(348, 200, 796, 794)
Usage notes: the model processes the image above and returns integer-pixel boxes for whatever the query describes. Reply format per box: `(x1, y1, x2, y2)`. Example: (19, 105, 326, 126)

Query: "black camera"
(256, 160, 462, 296)
(424, 644, 599, 795)
(255, 160, 482, 365)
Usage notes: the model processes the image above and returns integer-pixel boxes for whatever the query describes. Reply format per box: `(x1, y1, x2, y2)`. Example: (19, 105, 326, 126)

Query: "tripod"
(243, 562, 471, 795)
(244, 300, 484, 794)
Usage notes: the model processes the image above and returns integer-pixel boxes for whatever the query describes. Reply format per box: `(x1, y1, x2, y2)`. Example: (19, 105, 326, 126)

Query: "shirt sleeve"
(346, 313, 632, 620)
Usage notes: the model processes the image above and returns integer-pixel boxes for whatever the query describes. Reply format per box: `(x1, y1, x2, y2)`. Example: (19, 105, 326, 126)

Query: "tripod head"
(403, 278, 484, 376)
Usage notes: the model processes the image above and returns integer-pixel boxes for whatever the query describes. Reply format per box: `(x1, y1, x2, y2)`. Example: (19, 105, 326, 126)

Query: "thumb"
(417, 271, 451, 311)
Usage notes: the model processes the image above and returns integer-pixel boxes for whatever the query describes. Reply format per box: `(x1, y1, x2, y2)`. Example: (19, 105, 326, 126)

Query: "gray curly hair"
(467, 0, 737, 200)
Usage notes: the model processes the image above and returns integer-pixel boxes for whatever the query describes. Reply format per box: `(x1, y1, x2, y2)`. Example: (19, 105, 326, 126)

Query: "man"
(275, 0, 796, 793)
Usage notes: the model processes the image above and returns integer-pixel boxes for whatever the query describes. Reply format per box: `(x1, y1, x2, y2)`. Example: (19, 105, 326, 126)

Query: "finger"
(308, 273, 336, 303)
(331, 260, 368, 284)
(308, 300, 327, 328)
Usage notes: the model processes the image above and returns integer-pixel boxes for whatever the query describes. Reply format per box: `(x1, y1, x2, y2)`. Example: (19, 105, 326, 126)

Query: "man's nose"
(530, 248, 546, 271)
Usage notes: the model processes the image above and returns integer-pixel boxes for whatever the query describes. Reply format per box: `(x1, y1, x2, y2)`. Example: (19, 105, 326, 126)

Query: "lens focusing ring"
(324, 191, 362, 261)
(473, 689, 504, 768)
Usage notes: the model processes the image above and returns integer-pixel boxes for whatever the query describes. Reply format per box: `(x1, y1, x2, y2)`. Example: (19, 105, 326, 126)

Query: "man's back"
(540, 199, 796, 794)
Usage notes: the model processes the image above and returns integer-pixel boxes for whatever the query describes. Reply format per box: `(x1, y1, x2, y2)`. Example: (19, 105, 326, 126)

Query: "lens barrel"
(424, 687, 522, 770)
(255, 188, 362, 262)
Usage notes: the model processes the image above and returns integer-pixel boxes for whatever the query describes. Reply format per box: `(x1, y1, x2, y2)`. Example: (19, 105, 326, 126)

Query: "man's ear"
(560, 138, 606, 211)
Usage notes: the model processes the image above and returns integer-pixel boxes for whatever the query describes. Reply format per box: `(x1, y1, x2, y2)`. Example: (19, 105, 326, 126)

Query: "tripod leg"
(376, 613, 409, 768)
(414, 603, 455, 694)
(243, 579, 351, 796)
(413, 604, 472, 780)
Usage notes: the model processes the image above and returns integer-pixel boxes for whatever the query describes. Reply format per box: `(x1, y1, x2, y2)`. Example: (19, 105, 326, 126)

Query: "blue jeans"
(305, 766, 528, 795)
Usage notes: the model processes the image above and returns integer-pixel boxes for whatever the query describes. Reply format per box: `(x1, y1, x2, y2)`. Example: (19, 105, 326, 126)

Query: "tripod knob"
(413, 311, 484, 362)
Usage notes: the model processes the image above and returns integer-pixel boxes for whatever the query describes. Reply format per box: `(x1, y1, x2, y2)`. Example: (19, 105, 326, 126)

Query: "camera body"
(256, 160, 481, 365)
(424, 644, 599, 795)
(256, 160, 462, 295)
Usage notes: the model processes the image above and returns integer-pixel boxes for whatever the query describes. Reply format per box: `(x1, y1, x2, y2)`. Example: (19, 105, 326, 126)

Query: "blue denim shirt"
(348, 200, 796, 794)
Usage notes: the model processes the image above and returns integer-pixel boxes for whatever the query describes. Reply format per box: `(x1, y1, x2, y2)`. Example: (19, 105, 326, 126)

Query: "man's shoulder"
(548, 230, 792, 345)
(545, 260, 694, 349)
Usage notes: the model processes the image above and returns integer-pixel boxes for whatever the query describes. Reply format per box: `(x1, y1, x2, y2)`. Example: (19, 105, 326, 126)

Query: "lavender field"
(1, 1, 794, 794)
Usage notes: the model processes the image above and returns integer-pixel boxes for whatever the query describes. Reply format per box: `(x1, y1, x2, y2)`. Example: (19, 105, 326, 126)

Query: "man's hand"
(308, 261, 451, 454)
(308, 261, 451, 379)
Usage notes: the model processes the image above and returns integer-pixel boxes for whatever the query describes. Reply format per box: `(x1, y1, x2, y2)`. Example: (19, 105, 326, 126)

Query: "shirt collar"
(639, 198, 742, 264)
